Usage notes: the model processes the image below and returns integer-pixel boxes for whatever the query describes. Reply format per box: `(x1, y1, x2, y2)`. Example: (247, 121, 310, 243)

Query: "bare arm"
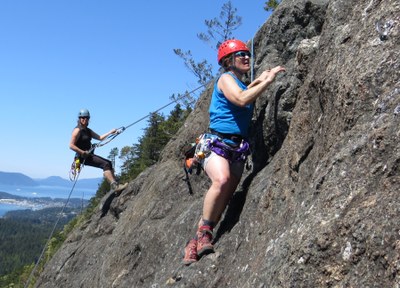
(95, 129, 117, 141)
(69, 128, 117, 156)
(218, 66, 286, 107)
(69, 128, 85, 155)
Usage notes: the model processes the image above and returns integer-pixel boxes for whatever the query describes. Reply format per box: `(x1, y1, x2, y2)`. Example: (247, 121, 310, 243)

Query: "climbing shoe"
(196, 225, 214, 257)
(111, 182, 128, 194)
(183, 239, 198, 265)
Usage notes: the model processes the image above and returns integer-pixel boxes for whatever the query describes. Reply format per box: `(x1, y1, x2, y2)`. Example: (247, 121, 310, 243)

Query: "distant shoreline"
(0, 202, 34, 217)
(0, 184, 96, 201)
(0, 198, 44, 209)
(0, 190, 90, 216)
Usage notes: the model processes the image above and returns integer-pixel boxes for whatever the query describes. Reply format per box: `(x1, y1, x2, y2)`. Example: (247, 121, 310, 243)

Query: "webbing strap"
(208, 136, 250, 162)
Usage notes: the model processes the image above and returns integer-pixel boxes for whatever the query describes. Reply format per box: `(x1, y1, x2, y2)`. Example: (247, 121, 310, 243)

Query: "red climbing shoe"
(183, 239, 198, 265)
(196, 225, 214, 257)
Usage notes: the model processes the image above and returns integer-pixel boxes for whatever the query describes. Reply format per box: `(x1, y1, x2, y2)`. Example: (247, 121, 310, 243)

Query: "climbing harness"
(68, 127, 125, 181)
(183, 132, 251, 189)
(26, 83, 208, 288)
(67, 83, 207, 181)
(182, 131, 251, 195)
(206, 130, 250, 162)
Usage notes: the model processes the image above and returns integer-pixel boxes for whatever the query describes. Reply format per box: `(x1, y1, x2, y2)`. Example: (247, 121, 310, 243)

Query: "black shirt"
(75, 125, 93, 151)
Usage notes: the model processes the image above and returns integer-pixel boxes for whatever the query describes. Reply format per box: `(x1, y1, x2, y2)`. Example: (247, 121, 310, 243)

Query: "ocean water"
(0, 184, 96, 217)
(0, 203, 32, 217)
(0, 184, 96, 200)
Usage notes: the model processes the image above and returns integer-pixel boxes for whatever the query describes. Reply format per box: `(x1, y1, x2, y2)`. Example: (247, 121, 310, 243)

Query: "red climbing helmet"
(217, 39, 250, 64)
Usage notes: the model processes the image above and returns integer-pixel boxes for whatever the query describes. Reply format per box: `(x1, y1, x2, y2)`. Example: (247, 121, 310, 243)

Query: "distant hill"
(76, 177, 103, 189)
(0, 171, 102, 189)
(35, 176, 71, 186)
(0, 172, 38, 186)
(0, 191, 23, 200)
(33, 1, 400, 287)
(36, 176, 102, 189)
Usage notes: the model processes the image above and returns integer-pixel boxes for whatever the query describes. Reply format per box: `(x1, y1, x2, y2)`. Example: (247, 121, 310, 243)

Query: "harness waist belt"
(209, 129, 243, 143)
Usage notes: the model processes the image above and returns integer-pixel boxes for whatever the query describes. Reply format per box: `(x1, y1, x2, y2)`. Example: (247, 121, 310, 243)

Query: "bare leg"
(200, 154, 240, 226)
(103, 169, 116, 184)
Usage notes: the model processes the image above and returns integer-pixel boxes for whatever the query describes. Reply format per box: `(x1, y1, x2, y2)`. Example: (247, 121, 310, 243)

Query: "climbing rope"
(24, 171, 82, 288)
(67, 83, 207, 182)
(24, 82, 208, 287)
(123, 83, 207, 130)
(251, 37, 254, 82)
(68, 127, 124, 182)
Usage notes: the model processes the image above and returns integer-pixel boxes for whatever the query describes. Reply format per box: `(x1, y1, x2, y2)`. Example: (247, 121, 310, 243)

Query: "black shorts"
(83, 154, 113, 171)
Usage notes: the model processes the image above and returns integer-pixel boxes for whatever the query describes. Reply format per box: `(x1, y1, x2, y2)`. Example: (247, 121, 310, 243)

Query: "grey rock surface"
(35, 0, 400, 287)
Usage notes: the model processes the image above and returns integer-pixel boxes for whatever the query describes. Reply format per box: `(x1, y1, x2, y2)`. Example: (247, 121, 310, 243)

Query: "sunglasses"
(79, 116, 90, 120)
(235, 51, 251, 58)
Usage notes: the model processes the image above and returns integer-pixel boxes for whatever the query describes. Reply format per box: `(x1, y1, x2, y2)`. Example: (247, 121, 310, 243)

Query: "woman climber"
(69, 108, 127, 194)
(183, 39, 285, 265)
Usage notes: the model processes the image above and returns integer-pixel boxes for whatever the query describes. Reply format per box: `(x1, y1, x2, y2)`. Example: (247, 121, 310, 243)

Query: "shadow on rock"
(214, 171, 257, 243)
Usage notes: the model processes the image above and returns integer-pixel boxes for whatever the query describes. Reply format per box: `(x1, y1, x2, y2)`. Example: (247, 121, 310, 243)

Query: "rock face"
(35, 0, 399, 287)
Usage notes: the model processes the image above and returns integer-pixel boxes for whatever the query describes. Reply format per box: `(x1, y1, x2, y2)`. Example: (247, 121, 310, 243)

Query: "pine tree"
(197, 1, 242, 49)
(173, 0, 242, 106)
(264, 0, 281, 12)
(108, 147, 119, 170)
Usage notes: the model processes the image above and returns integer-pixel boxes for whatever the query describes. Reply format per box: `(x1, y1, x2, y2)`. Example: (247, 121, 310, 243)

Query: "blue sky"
(0, 0, 270, 179)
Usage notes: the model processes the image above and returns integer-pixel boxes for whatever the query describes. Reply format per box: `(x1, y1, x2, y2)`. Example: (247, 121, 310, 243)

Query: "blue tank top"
(209, 72, 253, 137)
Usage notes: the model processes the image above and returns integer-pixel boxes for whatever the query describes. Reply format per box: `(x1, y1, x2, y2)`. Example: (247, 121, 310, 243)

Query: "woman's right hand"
(81, 150, 89, 158)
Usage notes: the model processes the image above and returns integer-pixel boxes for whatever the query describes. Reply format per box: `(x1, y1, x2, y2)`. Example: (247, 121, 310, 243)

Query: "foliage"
(108, 147, 119, 169)
(197, 1, 242, 49)
(172, 49, 214, 86)
(119, 104, 191, 183)
(1, 1, 243, 284)
(173, 0, 243, 105)
(264, 0, 281, 12)
(0, 208, 78, 287)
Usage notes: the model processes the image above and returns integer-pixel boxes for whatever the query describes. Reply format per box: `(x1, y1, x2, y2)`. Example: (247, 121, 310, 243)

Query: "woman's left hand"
(260, 66, 286, 83)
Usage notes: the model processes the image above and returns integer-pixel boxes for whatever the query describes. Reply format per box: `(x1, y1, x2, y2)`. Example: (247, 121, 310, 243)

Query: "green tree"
(173, 0, 242, 105)
(139, 112, 167, 166)
(172, 49, 214, 86)
(161, 104, 191, 137)
(119, 146, 135, 174)
(2, 103, 192, 286)
(170, 91, 197, 109)
(118, 104, 192, 183)
(108, 147, 119, 169)
(264, 0, 281, 12)
(197, 1, 242, 49)
(118, 144, 141, 181)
